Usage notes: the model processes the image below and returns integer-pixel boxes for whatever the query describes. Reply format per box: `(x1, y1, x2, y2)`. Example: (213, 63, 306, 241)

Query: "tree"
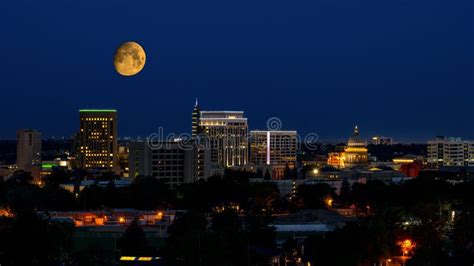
(79, 184, 105, 210)
(297, 184, 334, 209)
(39, 185, 77, 210)
(0, 210, 73, 265)
(131, 176, 171, 209)
(118, 219, 153, 256)
(244, 208, 276, 265)
(7, 170, 33, 185)
(71, 246, 118, 266)
(264, 169, 271, 180)
(42, 168, 73, 187)
(283, 163, 292, 180)
(292, 166, 298, 180)
(99, 171, 117, 181)
(165, 211, 208, 265)
(211, 209, 241, 233)
(304, 222, 363, 266)
(104, 181, 121, 208)
(339, 178, 351, 202)
(451, 209, 474, 265)
(256, 168, 263, 178)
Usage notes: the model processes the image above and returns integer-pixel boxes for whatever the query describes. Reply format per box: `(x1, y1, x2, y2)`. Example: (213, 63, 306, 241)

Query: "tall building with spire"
(192, 98, 202, 138)
(200, 111, 248, 167)
(191, 100, 248, 167)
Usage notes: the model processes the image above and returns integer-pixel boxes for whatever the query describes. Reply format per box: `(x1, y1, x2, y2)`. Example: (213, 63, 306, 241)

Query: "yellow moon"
(114, 41, 146, 76)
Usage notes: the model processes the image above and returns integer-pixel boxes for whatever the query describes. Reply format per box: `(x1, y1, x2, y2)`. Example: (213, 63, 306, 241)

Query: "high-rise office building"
(129, 140, 152, 178)
(77, 109, 119, 174)
(129, 139, 211, 187)
(427, 137, 474, 168)
(250, 130, 298, 179)
(16, 129, 42, 172)
(118, 144, 130, 178)
(199, 111, 249, 167)
(250, 130, 297, 166)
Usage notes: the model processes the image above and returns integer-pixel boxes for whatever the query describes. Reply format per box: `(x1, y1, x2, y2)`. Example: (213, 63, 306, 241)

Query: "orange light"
(398, 239, 416, 256)
(325, 197, 333, 208)
(401, 239, 413, 249)
(119, 217, 125, 223)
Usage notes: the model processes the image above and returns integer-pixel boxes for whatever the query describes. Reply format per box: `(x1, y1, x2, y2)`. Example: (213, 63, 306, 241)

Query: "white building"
(199, 111, 248, 167)
(427, 137, 474, 168)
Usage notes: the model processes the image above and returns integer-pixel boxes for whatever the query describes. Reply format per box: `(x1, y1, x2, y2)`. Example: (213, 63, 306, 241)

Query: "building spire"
(354, 125, 359, 135)
(195, 97, 199, 107)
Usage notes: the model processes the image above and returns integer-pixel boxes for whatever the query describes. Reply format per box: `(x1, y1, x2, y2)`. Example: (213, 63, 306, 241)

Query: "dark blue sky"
(1, 0, 472, 142)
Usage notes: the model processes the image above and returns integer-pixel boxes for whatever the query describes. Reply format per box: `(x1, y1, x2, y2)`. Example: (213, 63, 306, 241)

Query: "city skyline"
(2, 0, 473, 265)
(1, 0, 472, 142)
(2, 102, 472, 144)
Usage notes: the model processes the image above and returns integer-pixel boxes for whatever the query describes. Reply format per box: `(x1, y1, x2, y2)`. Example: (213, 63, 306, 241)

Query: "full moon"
(113, 41, 146, 76)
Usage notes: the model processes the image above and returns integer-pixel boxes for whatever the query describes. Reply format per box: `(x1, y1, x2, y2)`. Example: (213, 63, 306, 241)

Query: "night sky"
(1, 0, 472, 142)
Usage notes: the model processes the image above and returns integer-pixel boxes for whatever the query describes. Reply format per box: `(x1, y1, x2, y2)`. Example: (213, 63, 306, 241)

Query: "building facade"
(250, 130, 297, 178)
(129, 140, 152, 178)
(129, 139, 211, 187)
(191, 98, 202, 138)
(371, 136, 393, 145)
(77, 109, 119, 174)
(16, 129, 42, 172)
(427, 137, 474, 168)
(199, 111, 248, 167)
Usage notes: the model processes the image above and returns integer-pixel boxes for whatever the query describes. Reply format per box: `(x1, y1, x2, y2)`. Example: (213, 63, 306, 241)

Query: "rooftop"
(79, 109, 117, 113)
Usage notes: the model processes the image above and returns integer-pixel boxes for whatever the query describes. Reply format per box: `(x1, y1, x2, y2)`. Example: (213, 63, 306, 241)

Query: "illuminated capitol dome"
(347, 126, 367, 147)
(344, 126, 368, 168)
(328, 126, 369, 169)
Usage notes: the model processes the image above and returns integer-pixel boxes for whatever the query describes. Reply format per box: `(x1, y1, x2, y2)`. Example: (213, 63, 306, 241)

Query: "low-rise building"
(129, 138, 211, 187)
(371, 136, 393, 145)
(427, 136, 474, 168)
